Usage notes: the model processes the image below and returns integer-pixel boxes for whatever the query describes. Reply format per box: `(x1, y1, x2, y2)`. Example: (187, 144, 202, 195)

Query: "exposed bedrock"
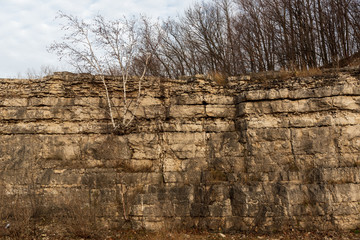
(0, 68, 359, 232)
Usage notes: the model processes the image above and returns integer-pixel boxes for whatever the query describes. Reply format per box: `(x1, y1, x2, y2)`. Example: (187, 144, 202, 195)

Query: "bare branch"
(48, 12, 151, 133)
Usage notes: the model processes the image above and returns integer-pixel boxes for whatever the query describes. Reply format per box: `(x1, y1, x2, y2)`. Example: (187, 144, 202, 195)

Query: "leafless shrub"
(17, 65, 59, 79)
(60, 194, 103, 239)
(0, 190, 37, 239)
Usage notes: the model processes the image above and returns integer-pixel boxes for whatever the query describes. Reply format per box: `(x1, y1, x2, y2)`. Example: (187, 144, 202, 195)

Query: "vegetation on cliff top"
(49, 0, 360, 79)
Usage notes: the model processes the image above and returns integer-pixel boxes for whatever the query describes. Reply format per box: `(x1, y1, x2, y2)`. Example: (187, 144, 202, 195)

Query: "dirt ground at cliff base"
(110, 229, 360, 240)
(1, 224, 360, 239)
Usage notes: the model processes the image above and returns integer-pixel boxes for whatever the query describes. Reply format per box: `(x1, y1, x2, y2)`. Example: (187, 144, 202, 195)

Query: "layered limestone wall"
(0, 68, 359, 232)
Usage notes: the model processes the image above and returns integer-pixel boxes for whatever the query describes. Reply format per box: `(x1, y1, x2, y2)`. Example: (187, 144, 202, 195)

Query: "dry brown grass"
(249, 68, 323, 82)
(112, 229, 360, 240)
(293, 68, 323, 78)
(250, 70, 292, 81)
(0, 193, 37, 239)
(208, 71, 228, 86)
(56, 193, 106, 239)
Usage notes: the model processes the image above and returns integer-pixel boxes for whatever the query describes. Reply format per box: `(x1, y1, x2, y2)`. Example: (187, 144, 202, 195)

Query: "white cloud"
(0, 0, 203, 78)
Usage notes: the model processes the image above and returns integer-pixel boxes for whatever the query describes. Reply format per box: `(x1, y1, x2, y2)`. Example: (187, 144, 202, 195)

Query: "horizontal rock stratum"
(0, 68, 359, 232)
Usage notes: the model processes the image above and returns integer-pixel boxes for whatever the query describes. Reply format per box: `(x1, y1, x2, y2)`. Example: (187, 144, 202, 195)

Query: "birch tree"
(48, 12, 150, 132)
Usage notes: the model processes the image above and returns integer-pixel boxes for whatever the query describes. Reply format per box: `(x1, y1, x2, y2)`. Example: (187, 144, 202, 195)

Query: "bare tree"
(49, 1, 360, 86)
(17, 65, 58, 79)
(48, 12, 150, 132)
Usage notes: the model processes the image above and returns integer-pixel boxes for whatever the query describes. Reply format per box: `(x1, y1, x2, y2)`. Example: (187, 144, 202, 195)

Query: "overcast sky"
(0, 0, 202, 78)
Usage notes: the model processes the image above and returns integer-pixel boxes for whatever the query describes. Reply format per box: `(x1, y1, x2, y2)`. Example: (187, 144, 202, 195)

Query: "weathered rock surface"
(0, 68, 359, 232)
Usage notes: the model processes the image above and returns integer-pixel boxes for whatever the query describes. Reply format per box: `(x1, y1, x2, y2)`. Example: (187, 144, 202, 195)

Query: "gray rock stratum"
(0, 67, 359, 232)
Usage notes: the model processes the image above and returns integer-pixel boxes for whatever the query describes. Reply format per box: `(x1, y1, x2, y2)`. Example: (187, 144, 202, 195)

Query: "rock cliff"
(0, 67, 359, 232)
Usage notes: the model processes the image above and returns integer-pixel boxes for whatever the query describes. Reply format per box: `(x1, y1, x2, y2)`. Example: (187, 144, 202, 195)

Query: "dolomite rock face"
(0, 68, 359, 232)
